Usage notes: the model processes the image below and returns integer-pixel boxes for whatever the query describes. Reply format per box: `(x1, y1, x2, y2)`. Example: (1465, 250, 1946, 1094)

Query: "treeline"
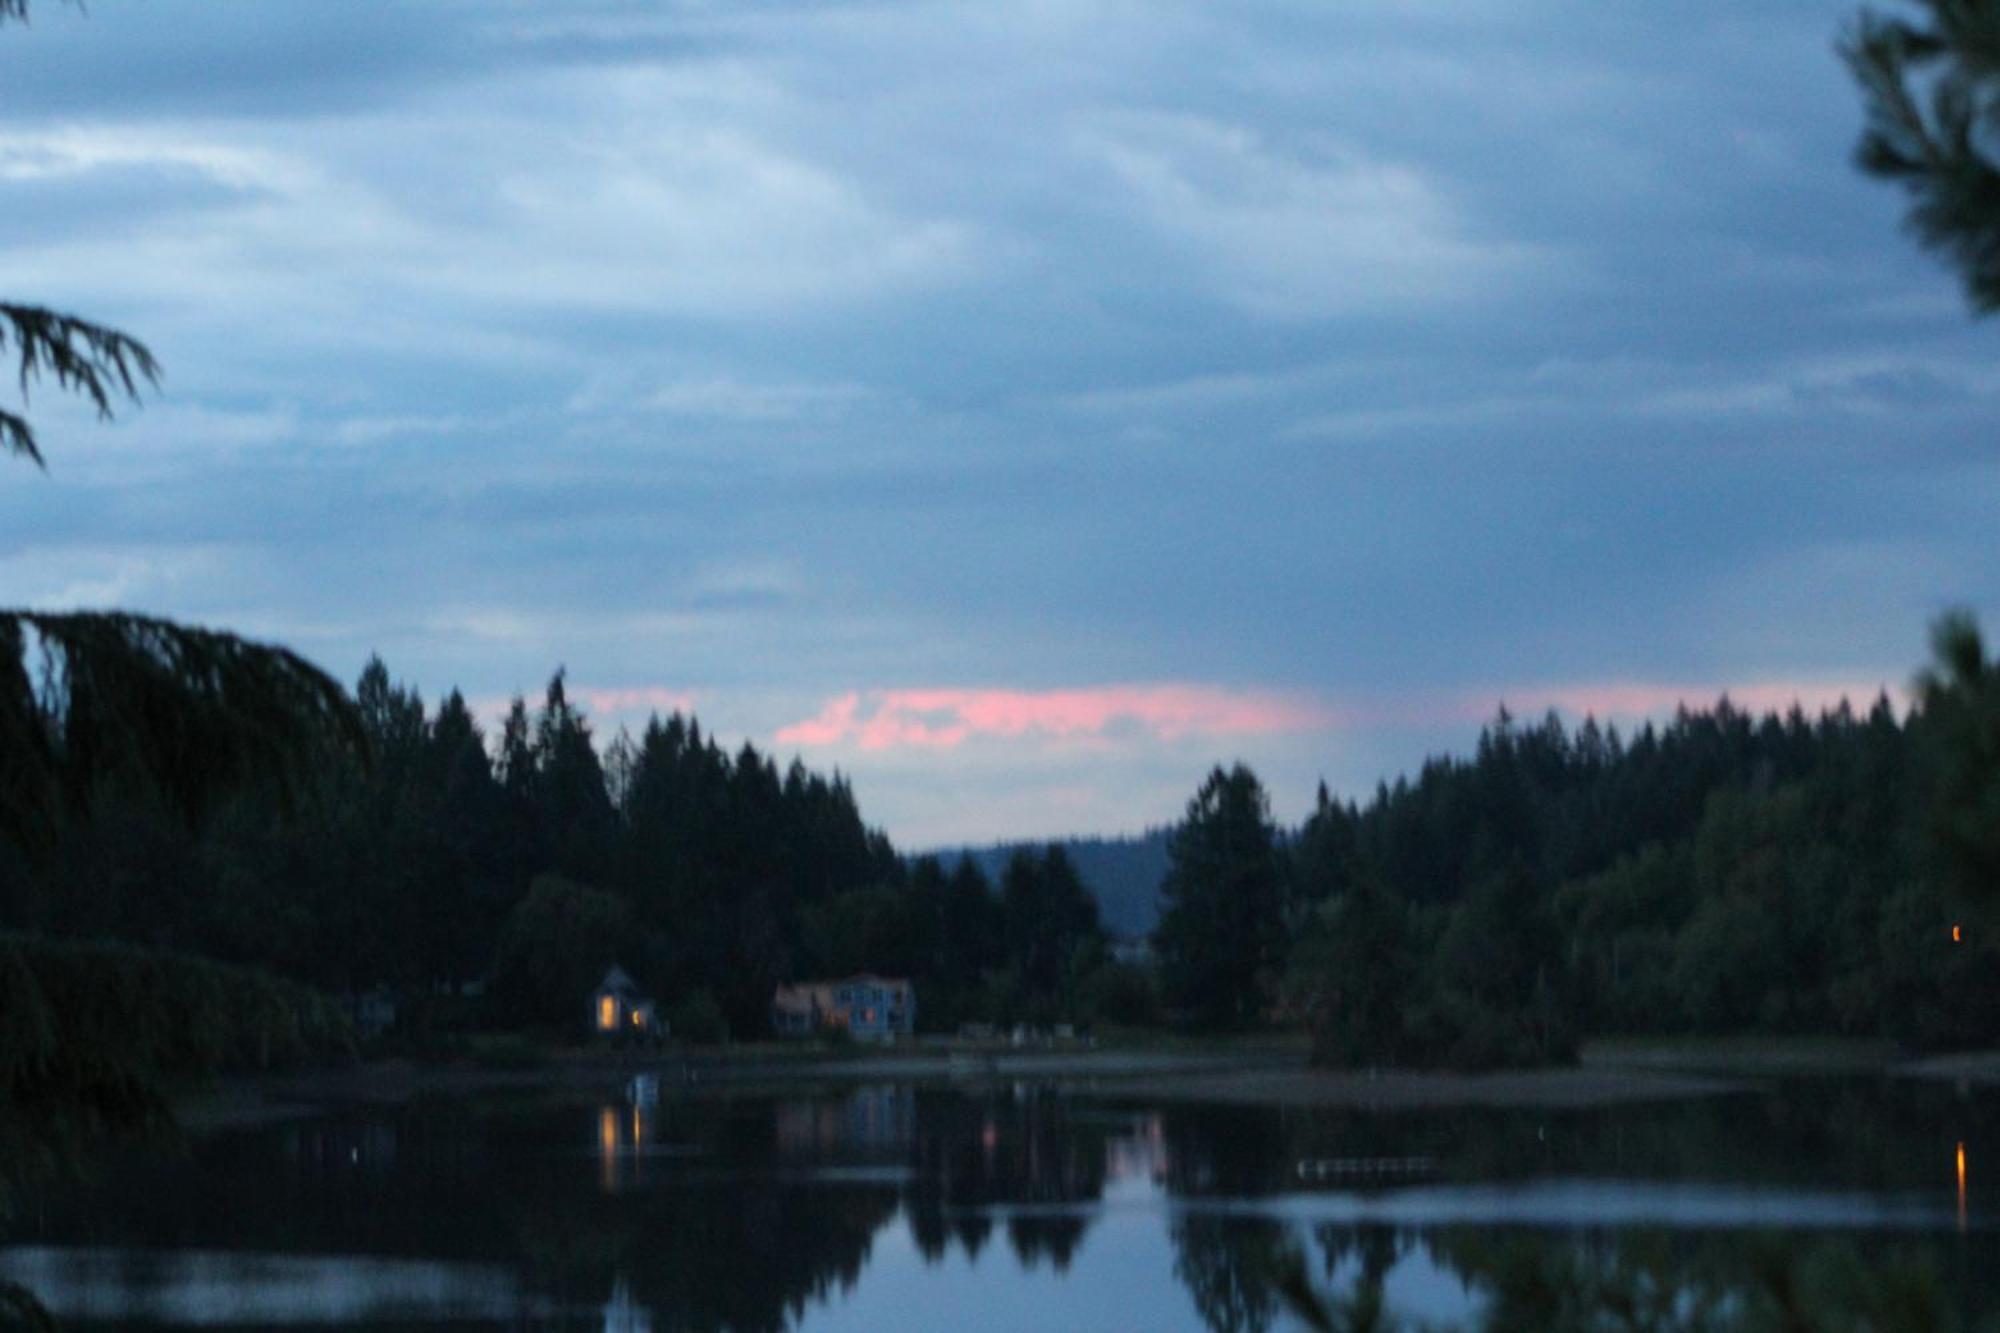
(7, 628, 1997, 1060)
(1151, 678, 2000, 1065)
(0, 659, 1139, 1040)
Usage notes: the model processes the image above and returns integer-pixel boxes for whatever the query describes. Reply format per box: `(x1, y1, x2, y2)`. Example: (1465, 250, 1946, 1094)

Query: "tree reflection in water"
(904, 1086, 1115, 1273)
(0, 1079, 1995, 1331)
(1150, 1087, 1997, 1333)
(1168, 1222, 1965, 1333)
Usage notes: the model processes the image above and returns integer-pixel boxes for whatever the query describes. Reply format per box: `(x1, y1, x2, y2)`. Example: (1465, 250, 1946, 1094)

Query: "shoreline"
(171, 1034, 2000, 1133)
(170, 1046, 1291, 1132)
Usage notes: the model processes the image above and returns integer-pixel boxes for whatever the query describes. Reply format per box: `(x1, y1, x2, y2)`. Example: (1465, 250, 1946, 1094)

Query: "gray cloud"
(2, 0, 1995, 843)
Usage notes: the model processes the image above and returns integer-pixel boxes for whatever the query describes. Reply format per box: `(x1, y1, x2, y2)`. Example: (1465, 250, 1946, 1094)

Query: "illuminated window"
(598, 995, 618, 1030)
(631, 1009, 645, 1028)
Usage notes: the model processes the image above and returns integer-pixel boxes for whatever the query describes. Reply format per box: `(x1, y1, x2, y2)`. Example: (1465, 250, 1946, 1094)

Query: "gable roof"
(842, 973, 911, 991)
(596, 966, 641, 996)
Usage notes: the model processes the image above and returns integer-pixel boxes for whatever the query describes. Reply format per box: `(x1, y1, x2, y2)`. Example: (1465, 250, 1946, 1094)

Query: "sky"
(2, 0, 1996, 848)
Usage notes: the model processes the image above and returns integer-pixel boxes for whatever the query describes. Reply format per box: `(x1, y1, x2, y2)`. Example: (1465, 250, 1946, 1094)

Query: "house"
(339, 986, 398, 1039)
(592, 966, 658, 1037)
(771, 974, 915, 1040)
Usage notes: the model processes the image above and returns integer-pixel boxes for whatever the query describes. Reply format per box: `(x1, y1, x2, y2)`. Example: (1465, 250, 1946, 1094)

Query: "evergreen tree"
(530, 671, 616, 884)
(1156, 765, 1286, 1029)
(1288, 874, 1416, 1067)
(1917, 611, 2000, 912)
(943, 856, 1005, 982)
(1291, 781, 1357, 917)
(1844, 0, 2000, 312)
(1430, 862, 1577, 1066)
(1000, 846, 1103, 1018)
(423, 689, 509, 988)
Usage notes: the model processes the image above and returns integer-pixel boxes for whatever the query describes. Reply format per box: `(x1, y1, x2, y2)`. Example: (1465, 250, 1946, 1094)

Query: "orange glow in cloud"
(776, 685, 1337, 752)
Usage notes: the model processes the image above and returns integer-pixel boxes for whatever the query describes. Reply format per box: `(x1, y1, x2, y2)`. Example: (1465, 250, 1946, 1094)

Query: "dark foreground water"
(2, 1073, 1998, 1330)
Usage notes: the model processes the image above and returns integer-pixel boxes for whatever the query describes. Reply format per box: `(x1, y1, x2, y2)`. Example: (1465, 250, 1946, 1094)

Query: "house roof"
(771, 975, 912, 1006)
(596, 966, 642, 996)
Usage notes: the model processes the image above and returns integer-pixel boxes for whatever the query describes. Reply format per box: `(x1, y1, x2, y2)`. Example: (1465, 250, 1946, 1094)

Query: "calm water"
(2, 1073, 1997, 1330)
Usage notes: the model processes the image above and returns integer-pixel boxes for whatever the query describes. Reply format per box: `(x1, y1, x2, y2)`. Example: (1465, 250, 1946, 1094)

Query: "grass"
(1582, 1035, 1898, 1076)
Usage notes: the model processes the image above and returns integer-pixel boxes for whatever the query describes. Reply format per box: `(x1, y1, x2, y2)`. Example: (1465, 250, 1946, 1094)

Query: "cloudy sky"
(2, 1, 1995, 846)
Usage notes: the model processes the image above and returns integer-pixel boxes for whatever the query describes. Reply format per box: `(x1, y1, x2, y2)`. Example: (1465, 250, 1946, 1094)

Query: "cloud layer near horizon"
(0, 1, 1993, 844)
(776, 685, 1337, 751)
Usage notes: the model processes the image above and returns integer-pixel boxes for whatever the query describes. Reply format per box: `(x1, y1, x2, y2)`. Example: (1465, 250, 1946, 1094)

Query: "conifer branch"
(1844, 2, 2000, 311)
(0, 611, 367, 852)
(0, 304, 160, 467)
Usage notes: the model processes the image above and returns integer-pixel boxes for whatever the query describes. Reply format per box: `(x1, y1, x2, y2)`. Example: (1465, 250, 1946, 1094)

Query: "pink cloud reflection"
(776, 684, 1336, 752)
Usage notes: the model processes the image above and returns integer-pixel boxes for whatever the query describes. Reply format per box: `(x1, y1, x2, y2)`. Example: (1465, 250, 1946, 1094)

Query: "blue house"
(772, 974, 915, 1040)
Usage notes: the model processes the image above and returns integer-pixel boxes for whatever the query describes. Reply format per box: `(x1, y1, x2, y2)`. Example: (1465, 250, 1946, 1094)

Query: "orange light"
(1959, 1142, 1969, 1232)
(600, 1107, 619, 1192)
(598, 995, 618, 1030)
(1954, 924, 1964, 943)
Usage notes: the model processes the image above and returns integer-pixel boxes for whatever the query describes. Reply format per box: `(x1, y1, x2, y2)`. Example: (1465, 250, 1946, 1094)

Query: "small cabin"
(591, 966, 658, 1038)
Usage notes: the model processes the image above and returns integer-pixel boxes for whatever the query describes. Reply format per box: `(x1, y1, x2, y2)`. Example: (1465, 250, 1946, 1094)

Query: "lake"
(1, 1071, 1995, 1330)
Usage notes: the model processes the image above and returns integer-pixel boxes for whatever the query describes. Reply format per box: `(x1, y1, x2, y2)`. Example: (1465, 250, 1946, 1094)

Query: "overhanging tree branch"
(1844, 1, 2000, 312)
(0, 7, 366, 849)
(0, 304, 159, 467)
(0, 611, 367, 852)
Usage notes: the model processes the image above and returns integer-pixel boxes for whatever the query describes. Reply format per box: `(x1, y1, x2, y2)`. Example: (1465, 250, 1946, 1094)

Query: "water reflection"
(1960, 1139, 1969, 1233)
(0, 1078, 1994, 1330)
(0, 1246, 537, 1325)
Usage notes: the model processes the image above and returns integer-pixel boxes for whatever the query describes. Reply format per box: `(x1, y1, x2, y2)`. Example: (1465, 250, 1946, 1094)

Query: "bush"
(0, 933, 353, 1118)
(468, 1033, 549, 1070)
(669, 988, 729, 1046)
(486, 875, 650, 1029)
(1079, 961, 1160, 1027)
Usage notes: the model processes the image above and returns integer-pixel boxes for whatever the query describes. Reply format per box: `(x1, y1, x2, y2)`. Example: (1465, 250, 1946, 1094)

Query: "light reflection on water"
(0, 1077, 1994, 1330)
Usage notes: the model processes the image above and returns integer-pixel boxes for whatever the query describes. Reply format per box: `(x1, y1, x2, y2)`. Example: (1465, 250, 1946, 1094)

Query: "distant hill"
(929, 829, 1173, 939)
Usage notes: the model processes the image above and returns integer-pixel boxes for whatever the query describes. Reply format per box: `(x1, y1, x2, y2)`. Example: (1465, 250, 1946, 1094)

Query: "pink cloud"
(775, 684, 1336, 752)
(778, 692, 862, 746)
